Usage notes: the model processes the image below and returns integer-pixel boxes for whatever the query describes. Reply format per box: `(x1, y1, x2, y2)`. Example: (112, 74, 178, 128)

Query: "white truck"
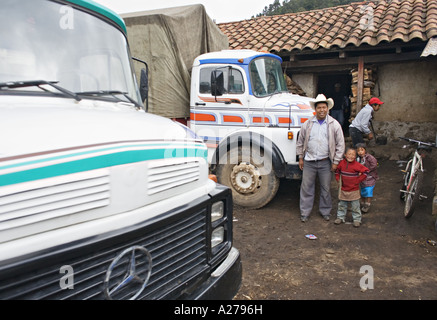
(189, 50, 315, 208)
(122, 8, 315, 209)
(0, 0, 241, 300)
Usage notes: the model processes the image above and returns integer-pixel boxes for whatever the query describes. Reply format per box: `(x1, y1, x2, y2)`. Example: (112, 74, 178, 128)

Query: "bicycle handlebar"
(399, 136, 436, 148)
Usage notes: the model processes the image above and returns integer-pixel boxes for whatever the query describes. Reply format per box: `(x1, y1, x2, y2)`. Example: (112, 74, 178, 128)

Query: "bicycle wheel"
(404, 170, 423, 218)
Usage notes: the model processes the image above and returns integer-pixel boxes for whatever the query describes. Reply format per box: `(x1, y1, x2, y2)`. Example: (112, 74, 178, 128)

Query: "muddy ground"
(232, 142, 437, 300)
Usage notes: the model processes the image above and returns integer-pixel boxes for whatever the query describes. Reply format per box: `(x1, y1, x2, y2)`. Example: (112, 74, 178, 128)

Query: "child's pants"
(337, 200, 362, 222)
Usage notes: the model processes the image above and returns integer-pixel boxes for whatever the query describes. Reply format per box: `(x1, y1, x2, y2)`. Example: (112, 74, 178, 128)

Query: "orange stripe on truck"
(252, 117, 270, 123)
(278, 117, 292, 124)
(190, 112, 216, 122)
(223, 115, 244, 123)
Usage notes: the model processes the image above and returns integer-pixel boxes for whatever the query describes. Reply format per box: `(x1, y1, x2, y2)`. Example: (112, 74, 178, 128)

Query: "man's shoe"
(301, 216, 309, 222)
(353, 221, 361, 228)
(334, 218, 344, 225)
(323, 215, 330, 221)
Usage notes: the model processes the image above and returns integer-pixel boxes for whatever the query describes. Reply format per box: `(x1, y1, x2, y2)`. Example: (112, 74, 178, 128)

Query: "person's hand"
(299, 158, 304, 170)
(368, 132, 374, 140)
(331, 163, 338, 172)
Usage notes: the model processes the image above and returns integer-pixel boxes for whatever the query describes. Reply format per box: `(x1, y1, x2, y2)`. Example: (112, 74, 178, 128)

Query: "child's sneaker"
(361, 203, 370, 213)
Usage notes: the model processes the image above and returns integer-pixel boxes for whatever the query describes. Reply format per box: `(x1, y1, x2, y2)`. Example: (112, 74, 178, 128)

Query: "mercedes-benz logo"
(103, 245, 152, 300)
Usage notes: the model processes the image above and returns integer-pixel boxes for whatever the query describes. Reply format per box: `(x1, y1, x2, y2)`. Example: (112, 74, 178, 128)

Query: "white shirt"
(350, 104, 373, 134)
(304, 117, 330, 161)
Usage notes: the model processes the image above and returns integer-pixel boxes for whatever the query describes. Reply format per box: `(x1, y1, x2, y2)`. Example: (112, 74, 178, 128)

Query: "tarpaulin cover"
(122, 5, 229, 118)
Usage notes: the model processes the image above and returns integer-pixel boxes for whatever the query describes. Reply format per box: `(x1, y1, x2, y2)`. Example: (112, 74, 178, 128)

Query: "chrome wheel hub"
(230, 162, 261, 194)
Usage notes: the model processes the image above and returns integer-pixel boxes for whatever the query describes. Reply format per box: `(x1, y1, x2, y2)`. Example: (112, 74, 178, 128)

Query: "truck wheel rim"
(230, 162, 261, 194)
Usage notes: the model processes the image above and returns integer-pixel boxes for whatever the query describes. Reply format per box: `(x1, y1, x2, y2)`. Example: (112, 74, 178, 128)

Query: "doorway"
(317, 73, 352, 135)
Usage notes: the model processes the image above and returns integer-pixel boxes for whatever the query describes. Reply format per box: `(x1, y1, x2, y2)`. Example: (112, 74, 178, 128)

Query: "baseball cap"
(369, 97, 384, 105)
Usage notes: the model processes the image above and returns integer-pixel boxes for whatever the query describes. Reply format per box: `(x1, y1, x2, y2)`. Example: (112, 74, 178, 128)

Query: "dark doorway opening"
(317, 73, 352, 135)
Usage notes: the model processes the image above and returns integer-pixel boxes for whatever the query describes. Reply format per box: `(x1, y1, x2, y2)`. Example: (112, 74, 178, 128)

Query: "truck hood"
(0, 96, 197, 158)
(263, 92, 316, 112)
(0, 96, 210, 246)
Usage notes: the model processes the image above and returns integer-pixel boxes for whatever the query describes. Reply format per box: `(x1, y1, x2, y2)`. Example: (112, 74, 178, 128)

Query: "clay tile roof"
(218, 0, 437, 53)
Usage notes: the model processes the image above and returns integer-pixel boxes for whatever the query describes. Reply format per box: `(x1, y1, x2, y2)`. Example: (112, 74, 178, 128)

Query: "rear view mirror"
(133, 57, 149, 112)
(211, 70, 224, 97)
(139, 68, 148, 104)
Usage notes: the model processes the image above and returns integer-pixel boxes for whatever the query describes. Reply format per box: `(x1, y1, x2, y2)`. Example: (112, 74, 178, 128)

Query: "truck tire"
(216, 145, 279, 209)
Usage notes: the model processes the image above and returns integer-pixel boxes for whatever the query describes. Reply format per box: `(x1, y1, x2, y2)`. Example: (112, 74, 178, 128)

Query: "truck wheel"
(216, 146, 279, 209)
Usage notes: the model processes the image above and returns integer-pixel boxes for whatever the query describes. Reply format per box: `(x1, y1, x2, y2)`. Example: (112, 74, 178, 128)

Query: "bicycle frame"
(402, 150, 424, 194)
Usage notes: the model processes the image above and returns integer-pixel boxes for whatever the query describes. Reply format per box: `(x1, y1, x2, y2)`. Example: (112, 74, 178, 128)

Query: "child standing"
(335, 147, 369, 227)
(356, 143, 378, 213)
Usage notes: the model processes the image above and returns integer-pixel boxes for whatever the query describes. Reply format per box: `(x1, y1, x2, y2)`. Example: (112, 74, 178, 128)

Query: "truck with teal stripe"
(0, 0, 241, 300)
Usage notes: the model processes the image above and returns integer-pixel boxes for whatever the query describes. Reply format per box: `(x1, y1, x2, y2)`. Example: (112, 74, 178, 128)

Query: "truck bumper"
(189, 247, 242, 300)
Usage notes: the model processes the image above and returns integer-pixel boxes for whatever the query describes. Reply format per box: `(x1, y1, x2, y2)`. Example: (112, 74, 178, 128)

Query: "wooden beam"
(356, 56, 364, 113)
(282, 51, 421, 70)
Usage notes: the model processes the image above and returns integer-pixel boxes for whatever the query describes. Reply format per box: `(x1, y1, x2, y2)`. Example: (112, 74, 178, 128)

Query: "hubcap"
(230, 162, 261, 194)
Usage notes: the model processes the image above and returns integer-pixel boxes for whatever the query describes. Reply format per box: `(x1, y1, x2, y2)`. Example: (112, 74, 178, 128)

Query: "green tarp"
(122, 4, 229, 118)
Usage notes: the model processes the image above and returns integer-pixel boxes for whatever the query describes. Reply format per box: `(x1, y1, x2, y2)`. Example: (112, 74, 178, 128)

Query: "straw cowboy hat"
(309, 94, 334, 110)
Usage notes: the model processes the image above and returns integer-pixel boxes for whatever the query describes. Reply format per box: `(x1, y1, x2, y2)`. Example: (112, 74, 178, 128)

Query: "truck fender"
(211, 130, 286, 178)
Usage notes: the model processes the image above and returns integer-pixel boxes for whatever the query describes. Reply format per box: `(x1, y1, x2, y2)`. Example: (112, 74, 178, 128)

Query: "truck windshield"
(249, 57, 288, 97)
(0, 0, 141, 104)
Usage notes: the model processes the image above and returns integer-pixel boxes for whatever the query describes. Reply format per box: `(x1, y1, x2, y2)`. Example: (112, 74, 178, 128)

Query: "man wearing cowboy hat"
(296, 94, 345, 222)
(349, 97, 384, 146)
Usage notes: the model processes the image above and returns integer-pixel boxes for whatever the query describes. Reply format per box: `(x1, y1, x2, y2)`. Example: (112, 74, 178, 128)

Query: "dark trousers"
(300, 159, 333, 217)
(349, 126, 364, 146)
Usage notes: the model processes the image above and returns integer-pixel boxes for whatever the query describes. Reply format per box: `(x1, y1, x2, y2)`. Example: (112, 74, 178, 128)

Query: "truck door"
(191, 65, 247, 151)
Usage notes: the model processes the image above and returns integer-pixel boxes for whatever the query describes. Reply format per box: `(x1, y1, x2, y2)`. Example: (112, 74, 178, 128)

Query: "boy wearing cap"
(349, 97, 384, 146)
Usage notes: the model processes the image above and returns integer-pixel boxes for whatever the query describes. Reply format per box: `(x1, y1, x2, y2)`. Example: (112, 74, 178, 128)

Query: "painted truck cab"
(189, 50, 315, 208)
(0, 0, 241, 300)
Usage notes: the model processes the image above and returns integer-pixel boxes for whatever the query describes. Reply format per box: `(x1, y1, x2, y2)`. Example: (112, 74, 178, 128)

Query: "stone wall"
(373, 120, 437, 142)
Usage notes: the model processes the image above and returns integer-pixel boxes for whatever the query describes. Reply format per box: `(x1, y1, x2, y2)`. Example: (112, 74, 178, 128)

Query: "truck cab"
(0, 0, 241, 300)
(189, 50, 315, 208)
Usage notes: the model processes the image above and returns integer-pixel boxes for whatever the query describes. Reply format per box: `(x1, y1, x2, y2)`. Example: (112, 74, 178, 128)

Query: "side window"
(199, 67, 244, 94)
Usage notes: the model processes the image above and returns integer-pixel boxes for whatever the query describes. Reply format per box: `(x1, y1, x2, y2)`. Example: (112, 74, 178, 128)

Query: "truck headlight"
(211, 226, 224, 248)
(211, 201, 224, 222)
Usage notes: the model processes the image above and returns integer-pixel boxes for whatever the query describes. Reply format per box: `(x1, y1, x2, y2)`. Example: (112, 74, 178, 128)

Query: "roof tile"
(218, 0, 437, 52)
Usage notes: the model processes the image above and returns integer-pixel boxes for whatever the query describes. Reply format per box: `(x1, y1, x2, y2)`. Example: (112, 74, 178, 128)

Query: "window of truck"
(249, 57, 288, 97)
(199, 67, 245, 95)
(0, 0, 141, 104)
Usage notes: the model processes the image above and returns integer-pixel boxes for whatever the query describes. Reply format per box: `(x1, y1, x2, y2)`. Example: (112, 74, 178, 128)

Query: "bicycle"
(399, 136, 436, 218)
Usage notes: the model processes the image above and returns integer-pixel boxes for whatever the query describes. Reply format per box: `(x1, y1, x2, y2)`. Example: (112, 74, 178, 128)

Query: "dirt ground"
(232, 141, 437, 300)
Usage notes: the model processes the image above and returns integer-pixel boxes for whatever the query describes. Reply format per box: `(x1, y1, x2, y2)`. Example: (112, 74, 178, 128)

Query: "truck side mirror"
(139, 68, 149, 112)
(133, 56, 149, 112)
(211, 70, 224, 97)
(139, 68, 148, 103)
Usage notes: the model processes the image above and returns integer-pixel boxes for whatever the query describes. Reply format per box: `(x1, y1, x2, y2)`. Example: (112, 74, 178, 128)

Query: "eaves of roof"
(218, 0, 437, 54)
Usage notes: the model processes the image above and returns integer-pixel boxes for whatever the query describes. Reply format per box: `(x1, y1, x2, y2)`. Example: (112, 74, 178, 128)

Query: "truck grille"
(0, 209, 208, 300)
(148, 160, 200, 195)
(0, 171, 110, 240)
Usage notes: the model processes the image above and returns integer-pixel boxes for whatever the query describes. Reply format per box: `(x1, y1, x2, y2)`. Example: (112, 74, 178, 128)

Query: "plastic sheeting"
(421, 36, 437, 57)
(122, 5, 229, 118)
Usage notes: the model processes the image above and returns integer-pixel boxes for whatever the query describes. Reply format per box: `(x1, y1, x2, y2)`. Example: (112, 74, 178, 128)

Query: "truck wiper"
(0, 80, 81, 101)
(77, 90, 142, 109)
